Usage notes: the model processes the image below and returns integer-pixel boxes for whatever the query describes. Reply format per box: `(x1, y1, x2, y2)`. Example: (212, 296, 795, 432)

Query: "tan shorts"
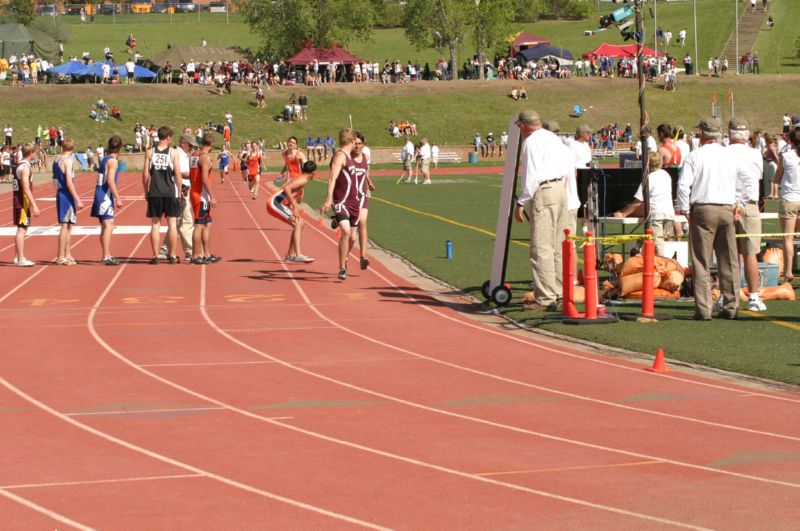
(779, 200, 800, 221)
(649, 218, 674, 256)
(403, 158, 412, 171)
(419, 159, 430, 173)
(735, 203, 761, 255)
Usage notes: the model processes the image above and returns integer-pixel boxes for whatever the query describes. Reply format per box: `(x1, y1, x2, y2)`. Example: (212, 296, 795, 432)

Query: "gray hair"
(729, 129, 749, 142)
(700, 130, 721, 141)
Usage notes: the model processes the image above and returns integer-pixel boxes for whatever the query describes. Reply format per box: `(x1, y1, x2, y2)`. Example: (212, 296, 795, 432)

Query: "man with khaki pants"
(176, 134, 196, 260)
(677, 118, 742, 320)
(514, 110, 571, 311)
(728, 118, 765, 311)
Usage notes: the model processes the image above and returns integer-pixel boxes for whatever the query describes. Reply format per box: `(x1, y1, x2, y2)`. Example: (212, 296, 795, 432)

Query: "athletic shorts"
(194, 203, 212, 225)
(248, 172, 259, 181)
(334, 202, 360, 228)
(359, 193, 370, 210)
(13, 206, 30, 228)
(56, 192, 77, 224)
(146, 196, 180, 218)
(266, 191, 293, 224)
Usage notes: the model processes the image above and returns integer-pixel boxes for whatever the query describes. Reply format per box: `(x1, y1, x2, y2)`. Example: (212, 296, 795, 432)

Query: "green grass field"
(296, 171, 800, 387)
(40, 0, 799, 75)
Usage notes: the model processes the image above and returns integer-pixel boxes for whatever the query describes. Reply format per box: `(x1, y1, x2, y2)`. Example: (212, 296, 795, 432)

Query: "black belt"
(540, 179, 563, 186)
(746, 200, 758, 205)
(692, 203, 732, 207)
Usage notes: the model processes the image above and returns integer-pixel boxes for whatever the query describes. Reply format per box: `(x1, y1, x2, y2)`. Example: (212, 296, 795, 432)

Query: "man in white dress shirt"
(566, 124, 592, 233)
(514, 110, 571, 311)
(677, 118, 742, 320)
(728, 118, 765, 311)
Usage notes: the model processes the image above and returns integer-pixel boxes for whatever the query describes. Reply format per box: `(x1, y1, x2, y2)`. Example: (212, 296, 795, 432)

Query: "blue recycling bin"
(118, 160, 127, 173)
(468, 151, 478, 164)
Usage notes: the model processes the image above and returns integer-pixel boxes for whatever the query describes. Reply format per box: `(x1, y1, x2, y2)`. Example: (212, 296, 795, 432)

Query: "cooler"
(468, 152, 478, 164)
(740, 262, 779, 288)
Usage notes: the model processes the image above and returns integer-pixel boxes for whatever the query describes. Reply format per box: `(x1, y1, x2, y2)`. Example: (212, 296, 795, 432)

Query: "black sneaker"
(149, 256, 160, 265)
(337, 268, 347, 280)
(102, 257, 120, 266)
(205, 255, 221, 263)
(168, 256, 180, 264)
(191, 256, 206, 265)
(359, 256, 369, 270)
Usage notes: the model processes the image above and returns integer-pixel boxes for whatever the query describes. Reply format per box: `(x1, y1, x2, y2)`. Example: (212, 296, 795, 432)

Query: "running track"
(1, 174, 799, 529)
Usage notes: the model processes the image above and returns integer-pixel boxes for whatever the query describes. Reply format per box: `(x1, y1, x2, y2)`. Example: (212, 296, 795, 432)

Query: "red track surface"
(2, 174, 800, 529)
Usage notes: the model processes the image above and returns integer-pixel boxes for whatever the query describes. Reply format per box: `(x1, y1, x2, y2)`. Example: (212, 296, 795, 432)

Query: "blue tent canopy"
(50, 60, 90, 75)
(51, 60, 156, 79)
(516, 44, 574, 70)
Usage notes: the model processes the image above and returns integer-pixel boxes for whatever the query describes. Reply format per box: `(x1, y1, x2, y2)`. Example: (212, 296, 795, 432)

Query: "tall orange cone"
(336, 228, 342, 238)
(646, 348, 672, 373)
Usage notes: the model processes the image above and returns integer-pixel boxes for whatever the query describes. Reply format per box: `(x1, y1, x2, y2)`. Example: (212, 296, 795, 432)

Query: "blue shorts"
(57, 193, 77, 224)
(91, 189, 115, 221)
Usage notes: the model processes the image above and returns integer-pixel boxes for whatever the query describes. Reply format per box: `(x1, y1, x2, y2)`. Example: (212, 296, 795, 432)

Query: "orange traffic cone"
(336, 228, 341, 238)
(646, 348, 671, 373)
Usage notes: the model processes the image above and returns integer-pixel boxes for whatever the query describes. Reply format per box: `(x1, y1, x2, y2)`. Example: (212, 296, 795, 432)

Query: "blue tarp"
(50, 60, 156, 79)
(516, 44, 574, 69)
(50, 60, 89, 75)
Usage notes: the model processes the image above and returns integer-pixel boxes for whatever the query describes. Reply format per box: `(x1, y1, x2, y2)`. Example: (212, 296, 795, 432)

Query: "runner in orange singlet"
(277, 136, 307, 190)
(247, 141, 261, 199)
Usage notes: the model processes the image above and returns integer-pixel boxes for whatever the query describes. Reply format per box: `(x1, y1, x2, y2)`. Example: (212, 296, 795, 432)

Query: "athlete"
(218, 145, 230, 183)
(266, 160, 318, 263)
(142, 126, 182, 264)
(247, 141, 261, 199)
(354, 132, 374, 270)
(321, 128, 365, 280)
(12, 143, 39, 267)
(53, 138, 82, 265)
(90, 135, 123, 265)
(189, 132, 220, 264)
(238, 143, 249, 182)
(277, 136, 307, 185)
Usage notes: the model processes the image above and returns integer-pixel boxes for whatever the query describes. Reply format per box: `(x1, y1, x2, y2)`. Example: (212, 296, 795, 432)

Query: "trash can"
(468, 151, 478, 164)
(118, 160, 127, 173)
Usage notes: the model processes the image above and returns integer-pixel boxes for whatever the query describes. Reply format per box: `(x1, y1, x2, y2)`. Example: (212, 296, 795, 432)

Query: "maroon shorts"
(333, 201, 359, 227)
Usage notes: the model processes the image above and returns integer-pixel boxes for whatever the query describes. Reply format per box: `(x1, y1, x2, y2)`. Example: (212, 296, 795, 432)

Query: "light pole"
(635, 0, 650, 220)
(653, 0, 658, 58)
(693, 0, 699, 76)
(735, 0, 740, 74)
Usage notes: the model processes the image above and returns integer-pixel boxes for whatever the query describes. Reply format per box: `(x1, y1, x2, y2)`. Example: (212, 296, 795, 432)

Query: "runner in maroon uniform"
(321, 128, 364, 280)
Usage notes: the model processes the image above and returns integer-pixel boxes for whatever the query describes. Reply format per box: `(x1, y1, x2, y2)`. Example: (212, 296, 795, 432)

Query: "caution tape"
(567, 233, 652, 245)
(735, 232, 800, 239)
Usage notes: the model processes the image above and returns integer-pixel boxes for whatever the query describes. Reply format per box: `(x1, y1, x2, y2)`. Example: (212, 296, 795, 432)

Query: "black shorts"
(146, 196, 180, 219)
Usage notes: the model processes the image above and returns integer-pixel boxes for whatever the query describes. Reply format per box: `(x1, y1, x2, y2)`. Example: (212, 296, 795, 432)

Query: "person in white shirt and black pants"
(677, 118, 743, 320)
(514, 110, 571, 311)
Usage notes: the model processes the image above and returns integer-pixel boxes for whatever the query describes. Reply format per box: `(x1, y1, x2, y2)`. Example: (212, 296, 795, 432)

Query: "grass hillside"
(1, 74, 795, 149)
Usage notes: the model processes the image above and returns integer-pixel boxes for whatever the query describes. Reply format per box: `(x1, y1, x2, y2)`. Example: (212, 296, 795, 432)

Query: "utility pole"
(735, 0, 740, 75)
(693, 0, 699, 76)
(475, 0, 484, 80)
(635, 0, 650, 221)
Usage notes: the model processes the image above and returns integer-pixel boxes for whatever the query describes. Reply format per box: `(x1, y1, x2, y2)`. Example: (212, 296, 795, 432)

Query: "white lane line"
(0, 196, 144, 306)
(66, 406, 226, 416)
(80, 233, 388, 530)
(0, 487, 93, 531)
(231, 181, 800, 487)
(3, 473, 203, 490)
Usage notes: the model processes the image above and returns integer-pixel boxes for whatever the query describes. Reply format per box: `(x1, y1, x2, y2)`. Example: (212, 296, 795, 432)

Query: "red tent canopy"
(509, 32, 551, 56)
(582, 43, 662, 59)
(285, 47, 365, 66)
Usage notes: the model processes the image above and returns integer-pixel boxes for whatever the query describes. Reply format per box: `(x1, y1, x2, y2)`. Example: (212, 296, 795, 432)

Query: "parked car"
(97, 3, 122, 14)
(130, 2, 152, 13)
(151, 3, 168, 13)
(171, 2, 196, 13)
(208, 2, 226, 13)
(40, 4, 58, 16)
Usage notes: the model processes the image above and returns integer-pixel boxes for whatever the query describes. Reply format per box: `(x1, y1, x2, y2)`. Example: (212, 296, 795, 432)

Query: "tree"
(237, 0, 375, 58)
(403, 0, 469, 82)
(3, 0, 35, 25)
(472, 0, 515, 79)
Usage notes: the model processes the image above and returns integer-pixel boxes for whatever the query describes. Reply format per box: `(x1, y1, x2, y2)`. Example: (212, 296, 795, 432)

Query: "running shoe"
(294, 255, 315, 263)
(205, 255, 221, 263)
(191, 256, 207, 265)
(101, 257, 121, 266)
(285, 255, 297, 262)
(58, 257, 78, 266)
(16, 258, 35, 267)
(168, 256, 180, 264)
(149, 256, 160, 265)
(338, 268, 347, 280)
(746, 296, 767, 312)
(359, 256, 369, 270)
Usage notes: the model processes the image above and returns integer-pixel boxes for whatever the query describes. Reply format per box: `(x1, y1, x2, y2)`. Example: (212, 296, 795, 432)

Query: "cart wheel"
(491, 285, 512, 307)
(481, 280, 492, 300)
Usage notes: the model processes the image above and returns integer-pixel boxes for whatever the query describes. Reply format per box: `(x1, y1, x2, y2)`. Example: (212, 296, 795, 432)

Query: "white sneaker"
(294, 255, 315, 263)
(747, 296, 767, 312)
(16, 258, 35, 267)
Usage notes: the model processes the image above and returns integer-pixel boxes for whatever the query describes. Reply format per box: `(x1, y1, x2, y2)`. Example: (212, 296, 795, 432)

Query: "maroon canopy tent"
(583, 43, 662, 59)
(509, 32, 551, 56)
(285, 47, 365, 66)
